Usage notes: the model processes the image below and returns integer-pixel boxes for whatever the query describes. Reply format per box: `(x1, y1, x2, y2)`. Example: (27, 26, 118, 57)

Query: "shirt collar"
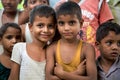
(96, 55, 120, 71)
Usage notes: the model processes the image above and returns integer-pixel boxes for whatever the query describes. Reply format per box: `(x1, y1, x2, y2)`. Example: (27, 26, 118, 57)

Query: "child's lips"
(111, 52, 118, 57)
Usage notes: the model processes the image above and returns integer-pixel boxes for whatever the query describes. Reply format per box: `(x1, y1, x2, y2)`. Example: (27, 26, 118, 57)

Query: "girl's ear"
(95, 41, 100, 50)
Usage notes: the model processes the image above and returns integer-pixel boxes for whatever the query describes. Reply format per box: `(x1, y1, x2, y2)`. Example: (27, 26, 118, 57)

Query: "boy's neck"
(3, 10, 17, 17)
(99, 57, 116, 73)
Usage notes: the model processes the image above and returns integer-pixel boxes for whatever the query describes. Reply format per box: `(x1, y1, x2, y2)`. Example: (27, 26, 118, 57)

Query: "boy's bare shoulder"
(47, 41, 58, 51)
(82, 41, 95, 53)
(48, 41, 57, 48)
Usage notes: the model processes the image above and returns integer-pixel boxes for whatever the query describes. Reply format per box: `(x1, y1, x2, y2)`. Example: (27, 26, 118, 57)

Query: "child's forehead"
(28, 0, 48, 2)
(57, 14, 79, 20)
(103, 31, 120, 40)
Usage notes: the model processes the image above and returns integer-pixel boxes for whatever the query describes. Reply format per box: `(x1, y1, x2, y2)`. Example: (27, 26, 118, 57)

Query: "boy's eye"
(117, 41, 120, 47)
(69, 20, 76, 26)
(58, 21, 64, 26)
(37, 24, 44, 28)
(48, 24, 54, 29)
(106, 41, 112, 46)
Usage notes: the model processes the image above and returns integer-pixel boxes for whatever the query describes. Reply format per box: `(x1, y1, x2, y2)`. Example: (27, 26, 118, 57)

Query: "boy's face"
(1, 27, 21, 53)
(1, 0, 19, 12)
(27, 0, 49, 10)
(96, 31, 120, 61)
(29, 16, 56, 43)
(57, 14, 82, 40)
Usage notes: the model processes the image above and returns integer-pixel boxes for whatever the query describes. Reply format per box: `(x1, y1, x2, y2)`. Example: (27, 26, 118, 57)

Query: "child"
(19, 0, 49, 25)
(0, 0, 22, 26)
(95, 21, 120, 80)
(20, 0, 49, 42)
(45, 1, 97, 80)
(8, 5, 57, 80)
(54, 0, 113, 58)
(0, 23, 22, 80)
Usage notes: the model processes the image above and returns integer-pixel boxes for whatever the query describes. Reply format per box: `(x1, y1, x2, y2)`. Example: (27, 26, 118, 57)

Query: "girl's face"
(29, 16, 56, 43)
(27, 0, 49, 10)
(1, 27, 21, 53)
(1, 0, 19, 12)
(57, 14, 82, 41)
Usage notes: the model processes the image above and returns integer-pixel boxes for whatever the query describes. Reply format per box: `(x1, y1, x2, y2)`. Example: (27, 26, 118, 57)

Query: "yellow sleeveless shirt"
(56, 40, 82, 72)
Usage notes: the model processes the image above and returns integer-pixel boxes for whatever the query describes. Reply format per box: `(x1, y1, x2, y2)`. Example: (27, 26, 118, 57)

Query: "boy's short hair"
(0, 23, 21, 38)
(96, 21, 120, 42)
(56, 1, 82, 21)
(29, 5, 56, 24)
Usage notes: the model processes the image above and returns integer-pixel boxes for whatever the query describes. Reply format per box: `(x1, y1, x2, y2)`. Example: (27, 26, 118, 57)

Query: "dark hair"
(56, 1, 82, 21)
(29, 5, 60, 43)
(23, 0, 49, 7)
(0, 23, 21, 38)
(96, 21, 120, 42)
(29, 5, 56, 24)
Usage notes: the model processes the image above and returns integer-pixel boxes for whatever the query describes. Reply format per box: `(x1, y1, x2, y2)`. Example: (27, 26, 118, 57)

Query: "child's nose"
(11, 38, 17, 43)
(112, 44, 118, 50)
(43, 26, 48, 32)
(64, 24, 70, 30)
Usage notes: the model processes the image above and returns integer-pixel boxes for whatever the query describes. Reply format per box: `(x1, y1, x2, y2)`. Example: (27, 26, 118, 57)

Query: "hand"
(75, 59, 86, 75)
(54, 63, 64, 78)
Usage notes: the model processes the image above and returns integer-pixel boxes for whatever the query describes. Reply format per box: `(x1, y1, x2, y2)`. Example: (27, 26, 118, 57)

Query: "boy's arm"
(45, 44, 61, 80)
(8, 61, 20, 80)
(54, 43, 97, 80)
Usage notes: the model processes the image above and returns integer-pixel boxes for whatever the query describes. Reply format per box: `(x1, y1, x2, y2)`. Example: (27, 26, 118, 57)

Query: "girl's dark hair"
(96, 21, 120, 42)
(23, 0, 49, 7)
(56, 1, 82, 21)
(0, 23, 21, 38)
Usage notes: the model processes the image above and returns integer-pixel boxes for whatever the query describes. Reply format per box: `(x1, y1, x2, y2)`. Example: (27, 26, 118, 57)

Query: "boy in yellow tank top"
(45, 1, 97, 80)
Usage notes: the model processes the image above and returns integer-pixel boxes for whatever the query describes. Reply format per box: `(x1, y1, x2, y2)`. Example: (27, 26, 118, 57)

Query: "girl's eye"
(16, 35, 21, 40)
(69, 20, 76, 26)
(58, 21, 64, 26)
(42, 0, 48, 4)
(6, 35, 13, 40)
(30, 0, 36, 4)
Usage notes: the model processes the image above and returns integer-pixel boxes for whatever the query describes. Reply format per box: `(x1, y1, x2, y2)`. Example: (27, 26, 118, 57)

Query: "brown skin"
(1, 0, 22, 25)
(95, 31, 120, 73)
(8, 15, 56, 80)
(0, 27, 22, 79)
(46, 41, 97, 80)
(19, 0, 49, 25)
(45, 14, 97, 80)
